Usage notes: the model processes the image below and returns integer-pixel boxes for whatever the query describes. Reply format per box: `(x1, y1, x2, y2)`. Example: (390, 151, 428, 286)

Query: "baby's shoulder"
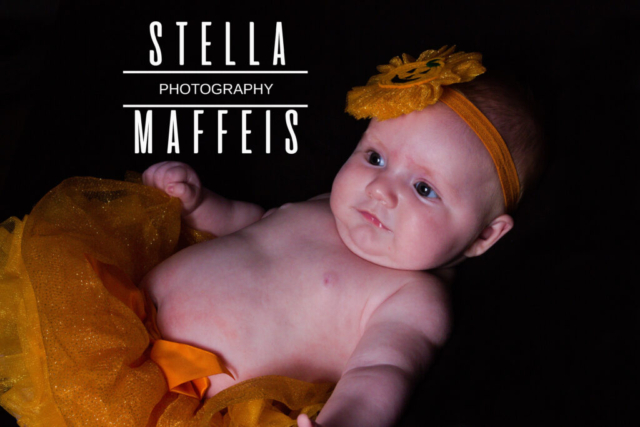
(254, 198, 336, 243)
(261, 196, 330, 219)
(380, 270, 450, 307)
(368, 272, 451, 346)
(307, 193, 330, 201)
(262, 193, 331, 219)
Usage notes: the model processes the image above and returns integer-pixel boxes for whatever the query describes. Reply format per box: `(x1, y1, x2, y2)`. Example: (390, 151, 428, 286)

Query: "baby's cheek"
(330, 174, 346, 200)
(329, 183, 348, 218)
(332, 160, 360, 191)
(396, 219, 441, 268)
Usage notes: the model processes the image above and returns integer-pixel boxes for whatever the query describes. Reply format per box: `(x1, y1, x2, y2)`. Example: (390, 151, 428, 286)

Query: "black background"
(1, 1, 638, 425)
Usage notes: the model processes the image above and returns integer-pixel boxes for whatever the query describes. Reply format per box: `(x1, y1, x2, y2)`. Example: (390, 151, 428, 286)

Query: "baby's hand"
(297, 414, 321, 427)
(142, 161, 203, 215)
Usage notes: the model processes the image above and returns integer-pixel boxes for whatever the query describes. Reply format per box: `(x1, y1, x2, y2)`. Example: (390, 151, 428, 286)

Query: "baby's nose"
(366, 176, 398, 208)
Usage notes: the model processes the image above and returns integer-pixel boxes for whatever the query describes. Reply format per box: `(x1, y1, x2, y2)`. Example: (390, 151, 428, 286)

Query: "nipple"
(322, 271, 339, 287)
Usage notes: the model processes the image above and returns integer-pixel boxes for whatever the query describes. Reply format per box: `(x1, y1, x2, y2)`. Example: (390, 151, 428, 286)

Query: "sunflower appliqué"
(346, 46, 486, 120)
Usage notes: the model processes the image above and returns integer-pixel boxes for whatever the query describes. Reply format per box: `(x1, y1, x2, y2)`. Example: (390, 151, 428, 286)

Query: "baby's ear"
(463, 214, 514, 258)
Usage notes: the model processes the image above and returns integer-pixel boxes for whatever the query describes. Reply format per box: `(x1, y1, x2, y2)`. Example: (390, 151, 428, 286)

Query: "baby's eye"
(366, 151, 385, 167)
(414, 181, 438, 199)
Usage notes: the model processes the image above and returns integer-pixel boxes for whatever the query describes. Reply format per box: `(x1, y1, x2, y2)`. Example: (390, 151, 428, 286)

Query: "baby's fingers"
(142, 162, 202, 214)
(143, 161, 186, 189)
(142, 161, 170, 188)
(296, 414, 319, 427)
(166, 182, 200, 214)
(162, 165, 189, 189)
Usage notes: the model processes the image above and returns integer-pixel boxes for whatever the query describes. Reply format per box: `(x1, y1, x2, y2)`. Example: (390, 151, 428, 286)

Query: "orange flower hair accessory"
(346, 45, 486, 120)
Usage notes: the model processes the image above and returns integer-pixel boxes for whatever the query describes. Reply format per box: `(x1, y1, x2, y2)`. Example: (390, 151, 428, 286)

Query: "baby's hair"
(456, 73, 546, 205)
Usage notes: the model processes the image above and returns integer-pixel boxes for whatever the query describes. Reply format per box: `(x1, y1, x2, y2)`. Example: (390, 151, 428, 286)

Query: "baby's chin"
(335, 220, 389, 263)
(335, 221, 434, 271)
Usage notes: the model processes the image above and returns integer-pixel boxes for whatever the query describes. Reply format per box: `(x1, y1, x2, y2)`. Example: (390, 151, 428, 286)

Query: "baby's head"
(330, 47, 544, 271)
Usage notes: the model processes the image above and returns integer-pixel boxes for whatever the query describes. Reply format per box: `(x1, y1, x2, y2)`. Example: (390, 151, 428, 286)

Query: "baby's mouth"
(358, 210, 390, 231)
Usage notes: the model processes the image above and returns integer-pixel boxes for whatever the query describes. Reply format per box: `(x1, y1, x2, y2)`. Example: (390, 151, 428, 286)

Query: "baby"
(140, 47, 544, 427)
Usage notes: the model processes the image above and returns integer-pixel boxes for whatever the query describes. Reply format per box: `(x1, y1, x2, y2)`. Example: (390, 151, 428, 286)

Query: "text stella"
(149, 21, 286, 66)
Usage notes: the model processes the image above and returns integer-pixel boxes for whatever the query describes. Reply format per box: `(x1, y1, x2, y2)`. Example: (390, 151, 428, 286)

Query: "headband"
(345, 46, 520, 212)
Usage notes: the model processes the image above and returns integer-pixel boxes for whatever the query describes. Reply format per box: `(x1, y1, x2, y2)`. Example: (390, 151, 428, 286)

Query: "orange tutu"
(0, 177, 333, 426)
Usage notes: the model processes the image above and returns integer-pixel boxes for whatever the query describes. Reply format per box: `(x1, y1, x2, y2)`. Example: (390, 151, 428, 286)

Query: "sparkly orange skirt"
(0, 177, 333, 426)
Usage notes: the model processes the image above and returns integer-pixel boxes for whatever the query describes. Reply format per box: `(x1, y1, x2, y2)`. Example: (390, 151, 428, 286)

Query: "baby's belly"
(143, 237, 363, 395)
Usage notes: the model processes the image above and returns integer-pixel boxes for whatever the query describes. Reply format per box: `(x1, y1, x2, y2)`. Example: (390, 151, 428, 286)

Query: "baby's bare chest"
(144, 201, 409, 385)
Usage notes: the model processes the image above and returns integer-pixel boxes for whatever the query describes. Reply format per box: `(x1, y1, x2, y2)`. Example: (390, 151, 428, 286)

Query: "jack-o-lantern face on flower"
(346, 46, 487, 120)
(378, 58, 444, 88)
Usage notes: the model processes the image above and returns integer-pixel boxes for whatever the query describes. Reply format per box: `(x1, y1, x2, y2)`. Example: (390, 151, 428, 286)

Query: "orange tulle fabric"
(0, 177, 333, 426)
(84, 253, 233, 400)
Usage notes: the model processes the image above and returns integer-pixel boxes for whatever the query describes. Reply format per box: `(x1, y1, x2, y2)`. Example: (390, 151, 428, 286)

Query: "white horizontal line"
(123, 70, 308, 74)
(122, 105, 308, 108)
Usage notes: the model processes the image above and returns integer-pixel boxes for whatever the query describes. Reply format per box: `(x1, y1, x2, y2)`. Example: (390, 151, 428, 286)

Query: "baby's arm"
(143, 161, 264, 236)
(300, 279, 450, 427)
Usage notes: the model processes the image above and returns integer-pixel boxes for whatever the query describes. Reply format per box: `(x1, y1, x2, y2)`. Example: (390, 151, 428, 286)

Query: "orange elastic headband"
(439, 88, 520, 211)
(345, 45, 520, 212)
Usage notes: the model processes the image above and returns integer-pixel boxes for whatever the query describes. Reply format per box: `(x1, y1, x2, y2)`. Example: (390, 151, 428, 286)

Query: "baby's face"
(330, 102, 503, 270)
